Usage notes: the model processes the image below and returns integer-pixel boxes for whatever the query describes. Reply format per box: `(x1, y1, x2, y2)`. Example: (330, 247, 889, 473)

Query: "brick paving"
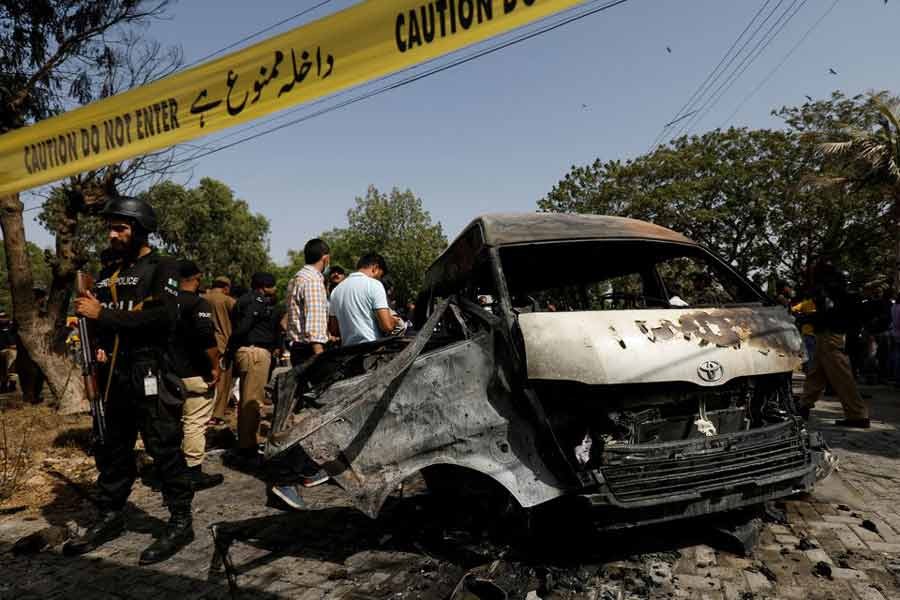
(2, 385, 900, 599)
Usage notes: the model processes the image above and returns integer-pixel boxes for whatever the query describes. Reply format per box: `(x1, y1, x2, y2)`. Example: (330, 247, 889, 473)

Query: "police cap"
(100, 196, 158, 233)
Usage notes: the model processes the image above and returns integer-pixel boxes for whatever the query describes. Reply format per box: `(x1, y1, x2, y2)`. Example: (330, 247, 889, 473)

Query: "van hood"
(518, 306, 803, 386)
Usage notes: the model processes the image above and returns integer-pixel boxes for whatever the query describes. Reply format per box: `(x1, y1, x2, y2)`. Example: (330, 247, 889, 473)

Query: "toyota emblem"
(697, 360, 724, 383)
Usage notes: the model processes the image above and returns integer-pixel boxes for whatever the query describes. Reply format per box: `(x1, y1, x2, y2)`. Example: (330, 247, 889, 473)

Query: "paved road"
(2, 385, 900, 599)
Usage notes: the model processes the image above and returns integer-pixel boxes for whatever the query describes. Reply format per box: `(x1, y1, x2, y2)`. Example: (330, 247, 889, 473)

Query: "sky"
(19, 0, 900, 265)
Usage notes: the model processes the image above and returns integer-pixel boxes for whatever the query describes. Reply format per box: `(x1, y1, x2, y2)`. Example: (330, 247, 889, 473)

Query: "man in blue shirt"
(329, 253, 402, 346)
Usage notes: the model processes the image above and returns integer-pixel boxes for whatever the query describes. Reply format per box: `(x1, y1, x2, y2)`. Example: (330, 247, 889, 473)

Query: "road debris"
(11, 525, 69, 554)
(813, 561, 834, 579)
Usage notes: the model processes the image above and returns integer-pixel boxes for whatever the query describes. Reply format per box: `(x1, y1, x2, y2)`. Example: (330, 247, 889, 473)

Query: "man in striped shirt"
(272, 239, 332, 502)
(285, 238, 331, 366)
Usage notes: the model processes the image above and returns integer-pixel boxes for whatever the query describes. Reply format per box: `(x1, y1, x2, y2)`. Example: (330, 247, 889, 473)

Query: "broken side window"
(656, 255, 753, 307)
(499, 241, 763, 311)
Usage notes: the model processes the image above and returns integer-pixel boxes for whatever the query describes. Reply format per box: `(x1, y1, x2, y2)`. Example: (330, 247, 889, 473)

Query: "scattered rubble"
(861, 519, 879, 534)
(813, 561, 834, 579)
(11, 525, 69, 554)
(796, 537, 818, 551)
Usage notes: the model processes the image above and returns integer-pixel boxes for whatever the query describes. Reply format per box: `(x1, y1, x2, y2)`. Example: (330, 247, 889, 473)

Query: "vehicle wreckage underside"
(265, 297, 832, 529)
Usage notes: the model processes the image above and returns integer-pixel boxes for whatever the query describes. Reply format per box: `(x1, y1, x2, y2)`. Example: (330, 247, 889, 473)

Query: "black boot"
(138, 509, 194, 565)
(188, 465, 224, 491)
(63, 511, 125, 556)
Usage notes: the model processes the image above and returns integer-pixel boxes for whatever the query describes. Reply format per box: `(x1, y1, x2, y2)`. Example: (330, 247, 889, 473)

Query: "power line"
(22, 0, 631, 213)
(180, 1, 335, 71)
(719, 0, 840, 127)
(676, 0, 808, 137)
(169, 0, 628, 166)
(668, 0, 799, 141)
(21, 1, 339, 213)
(648, 0, 775, 151)
(168, 0, 631, 170)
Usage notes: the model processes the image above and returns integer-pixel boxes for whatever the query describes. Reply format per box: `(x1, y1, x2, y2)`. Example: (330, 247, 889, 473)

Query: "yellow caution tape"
(0, 0, 584, 195)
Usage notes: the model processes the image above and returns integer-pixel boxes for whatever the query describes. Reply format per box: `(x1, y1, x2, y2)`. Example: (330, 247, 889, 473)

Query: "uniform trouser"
(235, 346, 271, 449)
(800, 332, 868, 420)
(94, 368, 194, 512)
(181, 377, 215, 468)
(211, 359, 234, 420)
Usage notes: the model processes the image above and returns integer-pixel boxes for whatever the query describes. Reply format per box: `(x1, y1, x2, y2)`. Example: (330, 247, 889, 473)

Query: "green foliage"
(286, 185, 447, 304)
(540, 92, 895, 290)
(37, 187, 109, 268)
(0, 243, 51, 312)
(141, 178, 271, 286)
(0, 1, 171, 134)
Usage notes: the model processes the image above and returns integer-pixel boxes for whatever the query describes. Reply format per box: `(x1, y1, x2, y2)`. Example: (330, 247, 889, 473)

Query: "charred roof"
(473, 213, 694, 247)
(423, 213, 696, 292)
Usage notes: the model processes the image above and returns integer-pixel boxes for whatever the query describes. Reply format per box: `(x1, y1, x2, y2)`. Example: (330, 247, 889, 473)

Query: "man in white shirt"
(329, 253, 402, 346)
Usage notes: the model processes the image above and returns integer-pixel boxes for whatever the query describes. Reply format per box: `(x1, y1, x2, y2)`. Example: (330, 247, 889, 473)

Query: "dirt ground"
(0, 393, 96, 517)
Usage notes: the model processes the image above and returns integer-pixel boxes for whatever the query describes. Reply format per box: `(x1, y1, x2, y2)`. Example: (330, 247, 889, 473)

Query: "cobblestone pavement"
(3, 385, 900, 599)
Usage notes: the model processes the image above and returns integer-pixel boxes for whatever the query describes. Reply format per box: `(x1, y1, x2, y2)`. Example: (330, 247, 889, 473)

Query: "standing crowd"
(58, 195, 411, 566)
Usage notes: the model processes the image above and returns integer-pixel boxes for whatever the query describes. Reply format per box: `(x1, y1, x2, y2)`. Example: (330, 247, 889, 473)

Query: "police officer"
(66, 196, 195, 565)
(799, 260, 869, 428)
(223, 272, 280, 470)
(173, 260, 224, 490)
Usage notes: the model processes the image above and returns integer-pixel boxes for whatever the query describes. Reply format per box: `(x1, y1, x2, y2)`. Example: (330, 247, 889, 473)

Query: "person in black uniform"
(173, 260, 224, 491)
(223, 272, 279, 470)
(65, 196, 195, 565)
(0, 310, 16, 392)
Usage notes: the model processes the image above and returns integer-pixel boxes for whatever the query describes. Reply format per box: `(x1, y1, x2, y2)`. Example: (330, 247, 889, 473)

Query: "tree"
(0, 243, 52, 311)
(316, 186, 447, 304)
(539, 103, 894, 290)
(142, 178, 271, 285)
(541, 128, 801, 278)
(814, 92, 900, 291)
(0, 1, 175, 413)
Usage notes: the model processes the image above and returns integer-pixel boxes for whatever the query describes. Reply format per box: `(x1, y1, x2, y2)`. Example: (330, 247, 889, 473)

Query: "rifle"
(76, 271, 107, 445)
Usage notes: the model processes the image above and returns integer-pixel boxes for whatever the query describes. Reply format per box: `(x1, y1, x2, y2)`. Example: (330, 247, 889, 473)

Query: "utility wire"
(180, 1, 335, 71)
(23, 0, 631, 212)
(673, 0, 807, 138)
(169, 0, 626, 165)
(668, 0, 799, 141)
(167, 0, 631, 170)
(21, 1, 338, 213)
(719, 0, 840, 127)
(648, 0, 774, 151)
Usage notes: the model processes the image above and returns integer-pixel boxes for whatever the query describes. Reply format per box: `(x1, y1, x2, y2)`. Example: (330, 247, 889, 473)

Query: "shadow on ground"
(206, 487, 768, 598)
(4, 550, 282, 600)
(811, 385, 900, 462)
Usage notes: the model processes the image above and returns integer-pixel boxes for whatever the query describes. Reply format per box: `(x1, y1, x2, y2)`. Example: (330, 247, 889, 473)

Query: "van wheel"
(421, 465, 524, 538)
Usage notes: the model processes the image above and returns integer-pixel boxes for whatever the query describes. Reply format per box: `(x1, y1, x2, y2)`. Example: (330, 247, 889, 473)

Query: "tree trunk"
(0, 193, 86, 414)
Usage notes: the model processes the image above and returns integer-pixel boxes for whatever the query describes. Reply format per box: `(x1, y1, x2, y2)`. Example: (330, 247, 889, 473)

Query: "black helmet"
(100, 196, 157, 233)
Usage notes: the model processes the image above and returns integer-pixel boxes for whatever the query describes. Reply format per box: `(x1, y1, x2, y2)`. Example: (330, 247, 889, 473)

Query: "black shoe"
(833, 418, 870, 429)
(138, 510, 194, 565)
(62, 511, 125, 556)
(188, 465, 224, 491)
(222, 448, 261, 472)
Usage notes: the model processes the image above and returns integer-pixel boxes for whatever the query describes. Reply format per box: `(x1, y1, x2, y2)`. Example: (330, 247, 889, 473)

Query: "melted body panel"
(519, 306, 804, 386)
(267, 322, 565, 518)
